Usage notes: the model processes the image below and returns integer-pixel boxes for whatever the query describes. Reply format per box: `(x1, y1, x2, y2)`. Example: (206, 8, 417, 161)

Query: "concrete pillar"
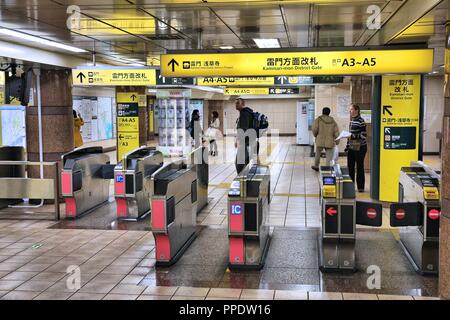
(116, 86, 147, 146)
(26, 69, 73, 178)
(439, 22, 450, 300)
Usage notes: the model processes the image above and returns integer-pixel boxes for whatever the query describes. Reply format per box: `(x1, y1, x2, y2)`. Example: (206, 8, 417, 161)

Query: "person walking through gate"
(311, 107, 339, 171)
(235, 98, 257, 174)
(346, 104, 367, 192)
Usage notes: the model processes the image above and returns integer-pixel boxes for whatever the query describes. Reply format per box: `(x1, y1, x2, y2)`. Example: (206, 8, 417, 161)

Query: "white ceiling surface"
(0, 0, 447, 69)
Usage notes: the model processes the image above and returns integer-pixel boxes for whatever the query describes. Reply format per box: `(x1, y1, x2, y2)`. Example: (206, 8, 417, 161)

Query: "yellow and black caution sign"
(161, 49, 433, 77)
(117, 92, 140, 161)
(379, 74, 421, 202)
(72, 69, 156, 86)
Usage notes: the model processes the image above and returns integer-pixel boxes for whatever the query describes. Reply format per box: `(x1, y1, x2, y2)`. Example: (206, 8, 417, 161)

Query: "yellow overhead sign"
(117, 92, 140, 161)
(224, 88, 269, 95)
(379, 74, 421, 202)
(198, 77, 274, 86)
(161, 49, 433, 77)
(72, 69, 156, 86)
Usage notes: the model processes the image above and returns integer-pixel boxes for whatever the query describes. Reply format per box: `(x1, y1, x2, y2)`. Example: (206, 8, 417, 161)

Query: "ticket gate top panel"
(319, 165, 355, 200)
(114, 147, 163, 172)
(228, 162, 270, 198)
(400, 162, 440, 203)
(62, 147, 106, 168)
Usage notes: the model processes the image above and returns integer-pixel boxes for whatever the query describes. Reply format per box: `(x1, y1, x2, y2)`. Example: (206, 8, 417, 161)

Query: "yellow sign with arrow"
(161, 49, 433, 77)
(72, 69, 156, 86)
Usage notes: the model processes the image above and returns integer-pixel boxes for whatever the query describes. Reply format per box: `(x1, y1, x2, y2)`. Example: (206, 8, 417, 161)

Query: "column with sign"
(116, 92, 140, 161)
(378, 74, 422, 202)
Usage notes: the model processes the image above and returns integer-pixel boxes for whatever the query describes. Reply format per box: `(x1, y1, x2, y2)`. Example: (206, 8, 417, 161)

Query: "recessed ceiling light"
(220, 46, 234, 50)
(253, 38, 280, 48)
(0, 28, 87, 53)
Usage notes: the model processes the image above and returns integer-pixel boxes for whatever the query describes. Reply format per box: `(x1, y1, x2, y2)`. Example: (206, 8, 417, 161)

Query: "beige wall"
(315, 84, 351, 152)
(222, 98, 302, 135)
(423, 75, 444, 153)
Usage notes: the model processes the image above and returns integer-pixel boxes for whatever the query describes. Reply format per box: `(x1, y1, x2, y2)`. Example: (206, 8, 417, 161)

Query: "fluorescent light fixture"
(220, 46, 234, 50)
(0, 28, 87, 53)
(253, 38, 280, 48)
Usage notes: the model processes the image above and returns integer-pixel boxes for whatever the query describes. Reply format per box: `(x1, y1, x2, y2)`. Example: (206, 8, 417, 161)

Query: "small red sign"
(367, 208, 377, 219)
(326, 207, 337, 217)
(428, 209, 440, 220)
(395, 209, 406, 220)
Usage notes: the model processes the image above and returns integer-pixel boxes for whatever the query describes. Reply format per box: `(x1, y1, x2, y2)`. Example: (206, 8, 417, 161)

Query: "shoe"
(358, 189, 365, 192)
(311, 166, 319, 172)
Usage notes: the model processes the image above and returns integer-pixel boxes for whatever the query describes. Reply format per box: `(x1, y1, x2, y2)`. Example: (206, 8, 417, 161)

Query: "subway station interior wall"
(72, 86, 116, 143)
(222, 98, 300, 135)
(315, 84, 351, 153)
(423, 75, 444, 153)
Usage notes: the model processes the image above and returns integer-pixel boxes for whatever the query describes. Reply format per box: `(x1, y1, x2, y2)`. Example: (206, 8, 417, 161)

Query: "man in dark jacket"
(235, 98, 256, 174)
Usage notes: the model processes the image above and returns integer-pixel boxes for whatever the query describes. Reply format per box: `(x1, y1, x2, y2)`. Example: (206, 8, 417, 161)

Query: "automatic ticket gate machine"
(390, 161, 441, 275)
(192, 146, 209, 213)
(228, 161, 271, 270)
(114, 147, 163, 220)
(319, 165, 382, 272)
(150, 148, 203, 267)
(61, 147, 115, 218)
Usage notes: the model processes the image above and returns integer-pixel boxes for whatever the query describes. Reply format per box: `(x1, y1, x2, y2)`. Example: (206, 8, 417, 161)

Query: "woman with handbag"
(207, 111, 221, 156)
(346, 104, 367, 192)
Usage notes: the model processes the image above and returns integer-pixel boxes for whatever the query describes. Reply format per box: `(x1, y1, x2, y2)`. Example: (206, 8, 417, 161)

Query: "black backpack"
(252, 111, 269, 137)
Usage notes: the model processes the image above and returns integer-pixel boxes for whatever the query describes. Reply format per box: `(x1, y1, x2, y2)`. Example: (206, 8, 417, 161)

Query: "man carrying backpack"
(235, 98, 257, 174)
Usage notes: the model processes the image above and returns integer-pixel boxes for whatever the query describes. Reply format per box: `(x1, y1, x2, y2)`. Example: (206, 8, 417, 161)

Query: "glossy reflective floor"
(0, 137, 441, 299)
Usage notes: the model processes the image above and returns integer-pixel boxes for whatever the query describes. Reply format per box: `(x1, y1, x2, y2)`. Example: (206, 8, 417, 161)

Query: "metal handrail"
(0, 160, 60, 220)
(0, 161, 57, 166)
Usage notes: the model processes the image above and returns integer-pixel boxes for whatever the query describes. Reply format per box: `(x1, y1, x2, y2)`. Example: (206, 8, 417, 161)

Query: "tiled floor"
(0, 137, 442, 299)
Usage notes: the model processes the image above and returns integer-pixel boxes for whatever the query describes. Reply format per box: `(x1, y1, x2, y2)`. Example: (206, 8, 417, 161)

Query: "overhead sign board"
(379, 74, 421, 202)
(198, 77, 274, 86)
(72, 69, 156, 86)
(197, 76, 314, 86)
(156, 70, 194, 85)
(161, 49, 433, 77)
(224, 87, 300, 95)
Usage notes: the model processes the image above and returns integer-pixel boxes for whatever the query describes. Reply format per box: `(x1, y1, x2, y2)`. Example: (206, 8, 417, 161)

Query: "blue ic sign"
(231, 203, 242, 215)
(116, 175, 124, 183)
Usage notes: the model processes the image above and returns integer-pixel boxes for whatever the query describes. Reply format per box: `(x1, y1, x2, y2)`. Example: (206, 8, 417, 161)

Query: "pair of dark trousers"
(347, 145, 367, 190)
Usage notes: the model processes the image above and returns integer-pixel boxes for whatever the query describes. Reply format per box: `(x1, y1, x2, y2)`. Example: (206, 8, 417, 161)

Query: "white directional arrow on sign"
(384, 128, 391, 134)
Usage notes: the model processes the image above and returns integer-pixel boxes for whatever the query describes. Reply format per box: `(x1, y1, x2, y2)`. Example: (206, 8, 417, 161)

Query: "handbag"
(348, 138, 361, 151)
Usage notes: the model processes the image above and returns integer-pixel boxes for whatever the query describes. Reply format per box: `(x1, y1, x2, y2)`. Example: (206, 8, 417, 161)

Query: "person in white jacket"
(209, 111, 221, 156)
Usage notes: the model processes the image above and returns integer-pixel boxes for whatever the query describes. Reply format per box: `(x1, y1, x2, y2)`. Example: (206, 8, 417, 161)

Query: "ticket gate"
(0, 146, 25, 209)
(61, 147, 115, 218)
(151, 149, 200, 267)
(193, 146, 209, 213)
(114, 147, 163, 220)
(319, 165, 382, 272)
(390, 161, 441, 275)
(228, 161, 271, 270)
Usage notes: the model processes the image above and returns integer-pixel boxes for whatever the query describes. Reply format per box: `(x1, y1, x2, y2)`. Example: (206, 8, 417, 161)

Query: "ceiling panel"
(0, 0, 446, 67)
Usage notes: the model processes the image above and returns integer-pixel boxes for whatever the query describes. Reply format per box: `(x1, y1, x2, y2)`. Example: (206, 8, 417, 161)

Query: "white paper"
(336, 130, 352, 141)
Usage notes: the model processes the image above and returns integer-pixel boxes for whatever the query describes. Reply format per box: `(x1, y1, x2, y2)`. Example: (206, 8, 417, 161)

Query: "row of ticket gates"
(58, 145, 269, 268)
(0, 145, 441, 274)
